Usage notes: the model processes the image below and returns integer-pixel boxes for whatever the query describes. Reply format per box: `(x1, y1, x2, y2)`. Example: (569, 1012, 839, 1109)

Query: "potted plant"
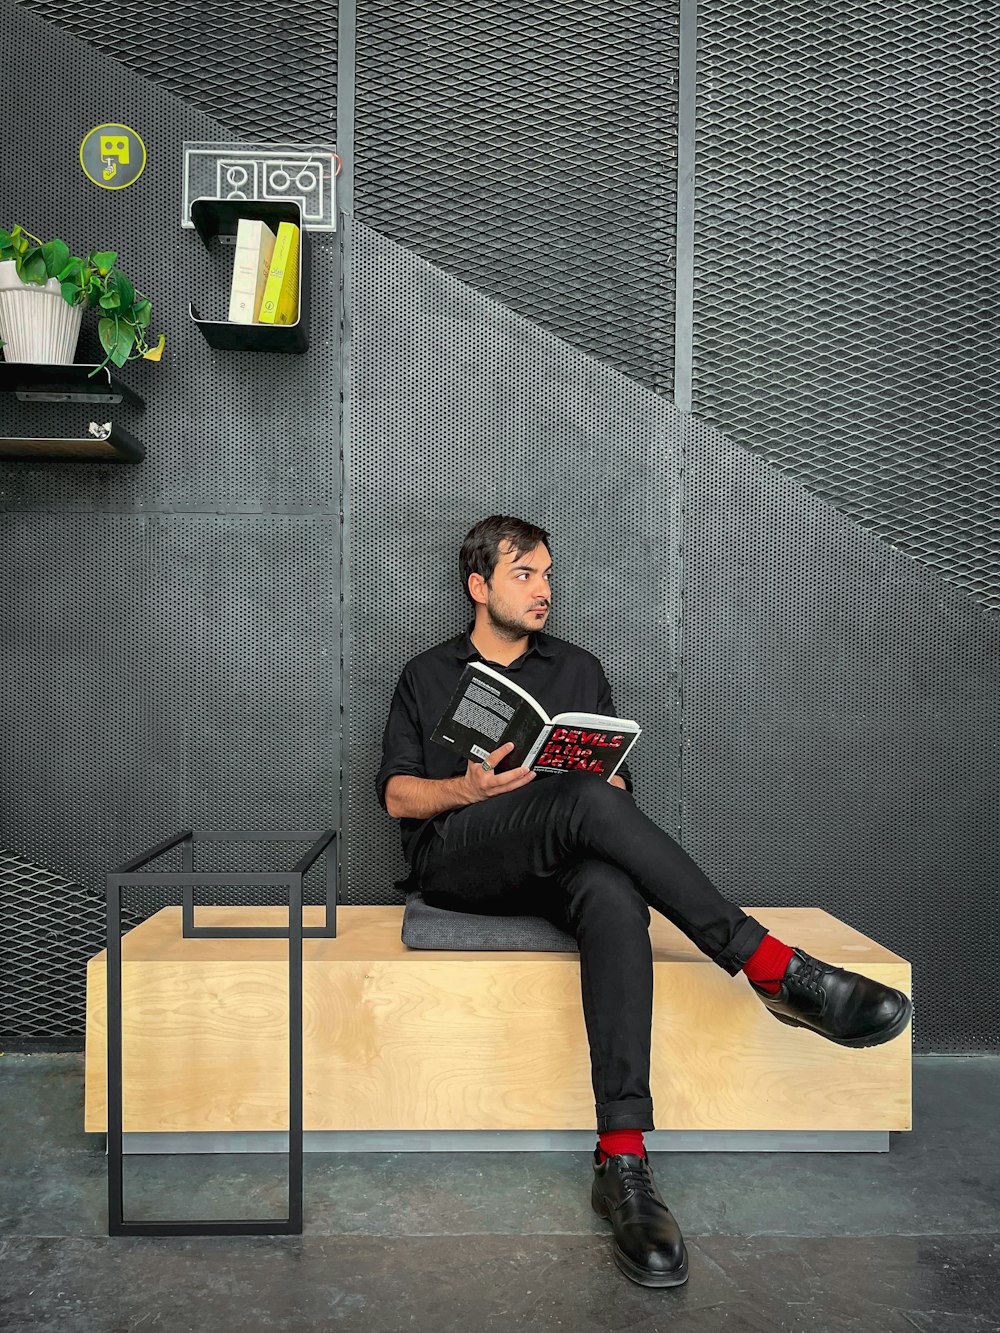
(0, 224, 164, 374)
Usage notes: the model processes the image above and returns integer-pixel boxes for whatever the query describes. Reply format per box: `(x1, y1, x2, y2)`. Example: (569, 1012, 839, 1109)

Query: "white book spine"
(228, 219, 277, 324)
(522, 726, 553, 770)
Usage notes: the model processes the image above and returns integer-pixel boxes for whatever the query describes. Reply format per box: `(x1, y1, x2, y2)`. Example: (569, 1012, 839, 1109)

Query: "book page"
(550, 711, 638, 729)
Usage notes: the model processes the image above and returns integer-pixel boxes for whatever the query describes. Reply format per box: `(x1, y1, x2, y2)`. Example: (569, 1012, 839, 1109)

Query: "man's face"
(481, 541, 553, 638)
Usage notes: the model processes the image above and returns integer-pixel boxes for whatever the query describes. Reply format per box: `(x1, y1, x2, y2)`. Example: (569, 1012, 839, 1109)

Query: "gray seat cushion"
(401, 889, 578, 952)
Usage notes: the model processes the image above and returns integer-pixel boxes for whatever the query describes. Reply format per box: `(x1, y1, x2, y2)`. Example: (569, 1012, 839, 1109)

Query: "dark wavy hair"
(459, 516, 552, 605)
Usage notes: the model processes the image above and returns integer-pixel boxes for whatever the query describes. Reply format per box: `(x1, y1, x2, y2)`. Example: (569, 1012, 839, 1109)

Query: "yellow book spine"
(257, 223, 300, 325)
(273, 225, 300, 325)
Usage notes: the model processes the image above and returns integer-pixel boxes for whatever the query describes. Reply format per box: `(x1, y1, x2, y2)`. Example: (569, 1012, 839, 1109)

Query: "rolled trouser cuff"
(596, 1096, 655, 1133)
(714, 914, 770, 976)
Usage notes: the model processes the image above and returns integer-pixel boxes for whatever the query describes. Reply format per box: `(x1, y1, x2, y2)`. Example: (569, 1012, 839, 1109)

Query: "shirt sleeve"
(596, 664, 634, 794)
(375, 665, 427, 811)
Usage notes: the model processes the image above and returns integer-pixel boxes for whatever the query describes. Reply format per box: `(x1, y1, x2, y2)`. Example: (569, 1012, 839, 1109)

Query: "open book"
(431, 661, 640, 781)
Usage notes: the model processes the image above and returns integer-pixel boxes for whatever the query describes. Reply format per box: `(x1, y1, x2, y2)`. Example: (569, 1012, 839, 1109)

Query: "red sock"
(742, 934, 795, 993)
(598, 1129, 645, 1162)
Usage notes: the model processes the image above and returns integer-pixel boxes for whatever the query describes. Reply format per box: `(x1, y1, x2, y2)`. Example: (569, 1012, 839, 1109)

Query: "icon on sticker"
(80, 124, 146, 190)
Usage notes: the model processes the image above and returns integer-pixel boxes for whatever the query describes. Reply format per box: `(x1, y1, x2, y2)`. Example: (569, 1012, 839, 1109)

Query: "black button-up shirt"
(376, 625, 634, 864)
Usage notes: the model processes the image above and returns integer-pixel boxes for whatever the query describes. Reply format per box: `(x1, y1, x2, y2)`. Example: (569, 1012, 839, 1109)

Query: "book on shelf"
(431, 661, 640, 781)
(258, 222, 300, 325)
(228, 218, 276, 324)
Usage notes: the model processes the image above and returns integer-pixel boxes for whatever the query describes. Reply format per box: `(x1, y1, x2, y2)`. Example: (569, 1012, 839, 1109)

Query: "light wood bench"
(84, 904, 911, 1142)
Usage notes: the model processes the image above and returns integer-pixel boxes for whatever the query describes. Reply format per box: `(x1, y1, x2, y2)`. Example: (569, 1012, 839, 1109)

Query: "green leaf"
(98, 316, 135, 367)
(98, 316, 116, 355)
(132, 298, 151, 328)
(41, 239, 70, 278)
(21, 250, 47, 284)
(91, 249, 117, 275)
(90, 274, 110, 305)
(60, 280, 82, 306)
(0, 228, 11, 248)
(111, 321, 134, 366)
(80, 267, 99, 306)
(114, 270, 135, 310)
(57, 257, 82, 282)
(99, 289, 121, 309)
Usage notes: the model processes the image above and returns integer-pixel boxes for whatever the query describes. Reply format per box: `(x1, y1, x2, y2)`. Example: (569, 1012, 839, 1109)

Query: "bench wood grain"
(85, 905, 911, 1134)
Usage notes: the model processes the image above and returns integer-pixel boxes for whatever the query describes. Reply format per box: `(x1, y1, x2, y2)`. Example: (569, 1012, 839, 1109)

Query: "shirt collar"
(454, 624, 554, 662)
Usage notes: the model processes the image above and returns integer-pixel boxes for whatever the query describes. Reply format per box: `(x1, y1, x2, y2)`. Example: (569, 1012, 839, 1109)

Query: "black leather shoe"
(749, 947, 913, 1047)
(591, 1149, 688, 1287)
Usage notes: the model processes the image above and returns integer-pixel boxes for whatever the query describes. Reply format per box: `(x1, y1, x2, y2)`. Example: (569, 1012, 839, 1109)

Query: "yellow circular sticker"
(80, 124, 147, 190)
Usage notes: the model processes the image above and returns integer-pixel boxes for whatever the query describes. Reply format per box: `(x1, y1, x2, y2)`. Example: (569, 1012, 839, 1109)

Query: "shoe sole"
(766, 993, 913, 1048)
(591, 1193, 689, 1288)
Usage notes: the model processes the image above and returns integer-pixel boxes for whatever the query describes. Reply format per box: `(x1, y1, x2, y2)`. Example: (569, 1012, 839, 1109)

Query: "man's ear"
(468, 572, 488, 607)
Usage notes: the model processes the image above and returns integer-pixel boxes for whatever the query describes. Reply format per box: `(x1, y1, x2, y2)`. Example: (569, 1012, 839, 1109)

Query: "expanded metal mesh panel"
(0, 846, 328, 1047)
(346, 223, 681, 902)
(1, 512, 339, 1044)
(0, 849, 99, 1048)
(692, 0, 1000, 609)
(682, 415, 1000, 1052)
(0, 3, 341, 515)
(354, 0, 678, 394)
(13, 0, 337, 141)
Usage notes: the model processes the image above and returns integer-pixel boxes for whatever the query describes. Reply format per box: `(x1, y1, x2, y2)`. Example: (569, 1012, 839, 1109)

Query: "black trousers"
(412, 773, 769, 1133)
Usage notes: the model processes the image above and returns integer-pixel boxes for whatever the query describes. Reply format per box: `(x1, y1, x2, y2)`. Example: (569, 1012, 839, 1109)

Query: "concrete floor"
(1, 1054, 998, 1331)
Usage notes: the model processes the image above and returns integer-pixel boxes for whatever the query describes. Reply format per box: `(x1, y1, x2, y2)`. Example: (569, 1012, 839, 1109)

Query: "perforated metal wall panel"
(682, 414, 1000, 1051)
(14, 0, 337, 141)
(346, 222, 682, 902)
(354, 0, 679, 394)
(692, 0, 1000, 609)
(348, 219, 1000, 1051)
(1, 3, 341, 1045)
(1, 512, 340, 1043)
(0, 4, 341, 515)
(5, 0, 997, 1060)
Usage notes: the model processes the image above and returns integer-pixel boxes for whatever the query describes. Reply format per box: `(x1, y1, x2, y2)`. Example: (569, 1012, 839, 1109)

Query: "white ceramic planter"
(0, 258, 83, 364)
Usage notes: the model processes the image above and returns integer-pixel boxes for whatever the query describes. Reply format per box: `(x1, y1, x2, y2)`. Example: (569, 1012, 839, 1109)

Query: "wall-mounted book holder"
(189, 198, 309, 354)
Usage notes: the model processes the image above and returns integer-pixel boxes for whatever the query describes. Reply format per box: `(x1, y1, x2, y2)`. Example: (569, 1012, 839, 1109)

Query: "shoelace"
(616, 1157, 658, 1200)
(789, 951, 827, 996)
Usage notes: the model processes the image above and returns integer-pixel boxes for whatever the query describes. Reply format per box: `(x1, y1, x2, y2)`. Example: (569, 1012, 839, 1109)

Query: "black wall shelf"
(0, 362, 145, 411)
(0, 423, 144, 463)
(0, 361, 146, 463)
(189, 198, 310, 354)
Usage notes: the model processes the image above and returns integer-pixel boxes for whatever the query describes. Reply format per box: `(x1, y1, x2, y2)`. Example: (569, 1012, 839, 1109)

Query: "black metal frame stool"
(105, 827, 337, 1237)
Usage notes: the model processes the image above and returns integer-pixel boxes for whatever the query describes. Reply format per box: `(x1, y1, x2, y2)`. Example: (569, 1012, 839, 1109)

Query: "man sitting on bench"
(376, 514, 912, 1291)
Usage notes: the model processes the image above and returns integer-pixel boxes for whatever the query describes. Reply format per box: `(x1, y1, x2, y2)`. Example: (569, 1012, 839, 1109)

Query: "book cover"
(228, 218, 277, 324)
(258, 222, 300, 325)
(431, 661, 640, 782)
